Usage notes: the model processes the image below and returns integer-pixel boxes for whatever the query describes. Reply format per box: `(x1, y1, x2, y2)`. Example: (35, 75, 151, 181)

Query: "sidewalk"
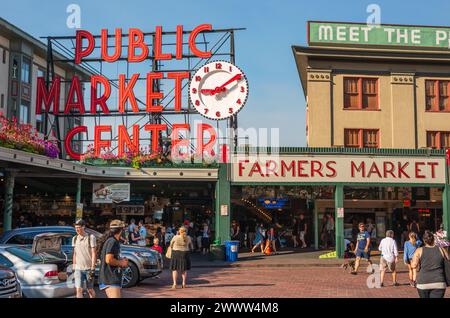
(184, 248, 395, 269)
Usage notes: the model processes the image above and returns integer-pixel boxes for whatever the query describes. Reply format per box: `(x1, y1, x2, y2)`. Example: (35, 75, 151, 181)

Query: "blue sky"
(2, 0, 450, 146)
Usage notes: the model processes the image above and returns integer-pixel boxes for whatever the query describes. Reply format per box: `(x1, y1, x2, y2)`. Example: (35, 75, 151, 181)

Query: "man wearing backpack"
(73, 219, 97, 298)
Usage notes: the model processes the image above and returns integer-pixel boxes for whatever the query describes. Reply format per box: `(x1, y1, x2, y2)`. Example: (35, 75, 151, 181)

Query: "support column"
(75, 178, 82, 221)
(215, 163, 231, 244)
(335, 185, 344, 258)
(3, 171, 17, 232)
(443, 184, 450, 234)
(314, 203, 319, 250)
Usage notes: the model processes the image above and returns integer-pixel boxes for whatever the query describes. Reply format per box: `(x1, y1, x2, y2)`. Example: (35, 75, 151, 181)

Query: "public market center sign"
(308, 21, 450, 49)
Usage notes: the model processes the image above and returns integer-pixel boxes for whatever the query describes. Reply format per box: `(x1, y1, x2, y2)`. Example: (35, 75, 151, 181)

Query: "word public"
(35, 25, 217, 160)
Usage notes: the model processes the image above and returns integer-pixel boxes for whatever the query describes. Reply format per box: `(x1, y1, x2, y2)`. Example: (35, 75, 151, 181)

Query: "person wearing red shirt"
(150, 238, 163, 254)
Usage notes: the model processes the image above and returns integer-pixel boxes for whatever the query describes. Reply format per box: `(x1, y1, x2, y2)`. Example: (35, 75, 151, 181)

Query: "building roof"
(0, 17, 92, 78)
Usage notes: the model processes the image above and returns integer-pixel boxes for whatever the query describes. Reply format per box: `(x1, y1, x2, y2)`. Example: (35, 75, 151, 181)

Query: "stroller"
(341, 241, 356, 272)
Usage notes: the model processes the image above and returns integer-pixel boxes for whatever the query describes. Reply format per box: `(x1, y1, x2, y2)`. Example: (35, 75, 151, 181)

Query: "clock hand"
(200, 74, 242, 96)
(216, 74, 242, 92)
(200, 89, 215, 95)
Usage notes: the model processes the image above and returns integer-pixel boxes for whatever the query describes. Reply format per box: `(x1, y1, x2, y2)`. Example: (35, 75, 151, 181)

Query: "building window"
(345, 129, 379, 148)
(2, 49, 6, 64)
(19, 101, 29, 124)
(344, 77, 378, 109)
(427, 131, 450, 149)
(1, 94, 4, 109)
(21, 58, 31, 84)
(425, 80, 450, 111)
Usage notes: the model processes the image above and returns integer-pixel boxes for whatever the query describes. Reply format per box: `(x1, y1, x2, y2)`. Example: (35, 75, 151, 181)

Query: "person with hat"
(72, 219, 97, 298)
(97, 219, 129, 298)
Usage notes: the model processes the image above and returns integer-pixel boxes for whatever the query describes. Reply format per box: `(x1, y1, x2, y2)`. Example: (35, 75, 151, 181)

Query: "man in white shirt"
(378, 230, 399, 287)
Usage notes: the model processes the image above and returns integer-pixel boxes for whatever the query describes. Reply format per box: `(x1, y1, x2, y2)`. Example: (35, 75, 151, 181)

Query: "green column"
(75, 178, 82, 222)
(335, 185, 344, 258)
(3, 171, 16, 231)
(76, 178, 82, 204)
(214, 163, 231, 244)
(443, 184, 450, 234)
(314, 203, 319, 250)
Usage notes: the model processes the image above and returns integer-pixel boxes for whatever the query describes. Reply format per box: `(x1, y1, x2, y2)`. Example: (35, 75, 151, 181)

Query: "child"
(150, 238, 163, 254)
(404, 232, 421, 287)
(341, 239, 356, 271)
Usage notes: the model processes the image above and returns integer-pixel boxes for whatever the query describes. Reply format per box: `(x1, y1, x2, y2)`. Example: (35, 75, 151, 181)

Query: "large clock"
(189, 60, 249, 120)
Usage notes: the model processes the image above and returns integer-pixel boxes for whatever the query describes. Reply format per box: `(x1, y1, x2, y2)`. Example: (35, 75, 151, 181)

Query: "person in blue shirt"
(351, 223, 373, 275)
(251, 223, 265, 253)
(404, 231, 422, 287)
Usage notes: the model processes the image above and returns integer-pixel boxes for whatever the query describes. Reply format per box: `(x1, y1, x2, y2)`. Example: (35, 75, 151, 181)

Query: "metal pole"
(44, 38, 51, 138)
(75, 178, 82, 222)
(3, 170, 17, 231)
(335, 185, 344, 258)
(314, 202, 319, 250)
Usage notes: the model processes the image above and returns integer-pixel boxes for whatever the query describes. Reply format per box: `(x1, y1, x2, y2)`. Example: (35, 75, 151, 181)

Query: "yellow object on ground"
(319, 251, 336, 259)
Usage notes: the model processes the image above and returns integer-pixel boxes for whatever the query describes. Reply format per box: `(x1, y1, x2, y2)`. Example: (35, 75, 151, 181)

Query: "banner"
(92, 183, 130, 203)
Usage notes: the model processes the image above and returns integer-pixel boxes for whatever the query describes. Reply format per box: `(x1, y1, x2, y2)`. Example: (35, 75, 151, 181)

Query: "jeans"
(417, 288, 446, 298)
(74, 270, 94, 289)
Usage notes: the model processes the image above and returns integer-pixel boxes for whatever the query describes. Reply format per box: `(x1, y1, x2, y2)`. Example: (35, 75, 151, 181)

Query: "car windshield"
(6, 247, 65, 263)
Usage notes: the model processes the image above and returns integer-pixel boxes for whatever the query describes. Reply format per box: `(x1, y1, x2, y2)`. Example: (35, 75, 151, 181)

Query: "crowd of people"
(340, 220, 449, 298)
(71, 217, 210, 298)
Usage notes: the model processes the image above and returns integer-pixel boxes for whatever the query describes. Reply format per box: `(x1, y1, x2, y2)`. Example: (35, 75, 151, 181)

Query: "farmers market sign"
(232, 155, 446, 184)
(309, 21, 450, 49)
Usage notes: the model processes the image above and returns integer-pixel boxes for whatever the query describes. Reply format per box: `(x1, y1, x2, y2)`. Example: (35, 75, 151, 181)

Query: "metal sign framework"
(40, 27, 245, 159)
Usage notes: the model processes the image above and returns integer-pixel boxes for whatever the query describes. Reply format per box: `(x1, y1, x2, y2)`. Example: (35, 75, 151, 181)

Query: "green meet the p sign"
(308, 21, 450, 49)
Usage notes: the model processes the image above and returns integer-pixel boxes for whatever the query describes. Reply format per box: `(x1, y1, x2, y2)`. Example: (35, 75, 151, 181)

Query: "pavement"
(110, 248, 450, 298)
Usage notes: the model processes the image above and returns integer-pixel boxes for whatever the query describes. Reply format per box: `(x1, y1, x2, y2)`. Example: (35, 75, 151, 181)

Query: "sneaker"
(393, 282, 400, 287)
(350, 271, 357, 275)
(380, 283, 384, 287)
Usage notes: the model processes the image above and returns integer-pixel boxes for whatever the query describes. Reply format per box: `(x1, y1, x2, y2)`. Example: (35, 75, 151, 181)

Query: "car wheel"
(122, 262, 139, 288)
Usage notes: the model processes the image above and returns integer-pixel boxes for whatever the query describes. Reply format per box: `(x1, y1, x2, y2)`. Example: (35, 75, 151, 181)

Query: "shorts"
(355, 249, 371, 260)
(74, 270, 94, 289)
(380, 257, 396, 271)
(99, 284, 121, 290)
(299, 231, 306, 241)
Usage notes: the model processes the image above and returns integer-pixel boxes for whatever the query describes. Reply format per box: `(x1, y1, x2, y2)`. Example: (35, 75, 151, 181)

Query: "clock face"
(189, 61, 249, 120)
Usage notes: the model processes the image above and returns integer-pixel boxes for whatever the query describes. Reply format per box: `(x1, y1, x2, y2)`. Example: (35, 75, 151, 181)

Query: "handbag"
(165, 246, 172, 259)
(439, 247, 450, 286)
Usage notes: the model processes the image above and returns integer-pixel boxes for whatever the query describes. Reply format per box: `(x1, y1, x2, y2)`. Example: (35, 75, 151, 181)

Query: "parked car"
(0, 226, 163, 288)
(0, 264, 21, 298)
(0, 233, 74, 298)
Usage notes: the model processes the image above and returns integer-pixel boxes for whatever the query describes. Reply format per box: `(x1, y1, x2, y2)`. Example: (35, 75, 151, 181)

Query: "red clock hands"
(201, 74, 242, 96)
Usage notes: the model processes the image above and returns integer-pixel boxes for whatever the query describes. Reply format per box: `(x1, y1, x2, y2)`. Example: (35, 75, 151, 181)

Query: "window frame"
(343, 77, 379, 110)
(21, 57, 31, 84)
(427, 131, 450, 149)
(344, 128, 380, 148)
(425, 79, 450, 112)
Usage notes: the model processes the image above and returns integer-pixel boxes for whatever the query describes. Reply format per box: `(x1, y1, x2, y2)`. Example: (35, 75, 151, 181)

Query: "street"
(116, 252, 450, 298)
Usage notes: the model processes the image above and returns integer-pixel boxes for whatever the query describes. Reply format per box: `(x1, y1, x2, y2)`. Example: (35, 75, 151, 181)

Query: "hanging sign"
(76, 203, 83, 219)
(92, 183, 130, 203)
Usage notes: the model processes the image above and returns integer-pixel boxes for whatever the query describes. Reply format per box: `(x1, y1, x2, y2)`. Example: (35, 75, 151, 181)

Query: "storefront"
(229, 147, 450, 257)
(0, 147, 219, 242)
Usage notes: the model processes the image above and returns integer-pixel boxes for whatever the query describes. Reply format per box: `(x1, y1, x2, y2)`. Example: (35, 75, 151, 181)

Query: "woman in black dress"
(169, 227, 194, 289)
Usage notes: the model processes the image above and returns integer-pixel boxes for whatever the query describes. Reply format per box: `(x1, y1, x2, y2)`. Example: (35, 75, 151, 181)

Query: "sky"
(2, 0, 450, 146)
